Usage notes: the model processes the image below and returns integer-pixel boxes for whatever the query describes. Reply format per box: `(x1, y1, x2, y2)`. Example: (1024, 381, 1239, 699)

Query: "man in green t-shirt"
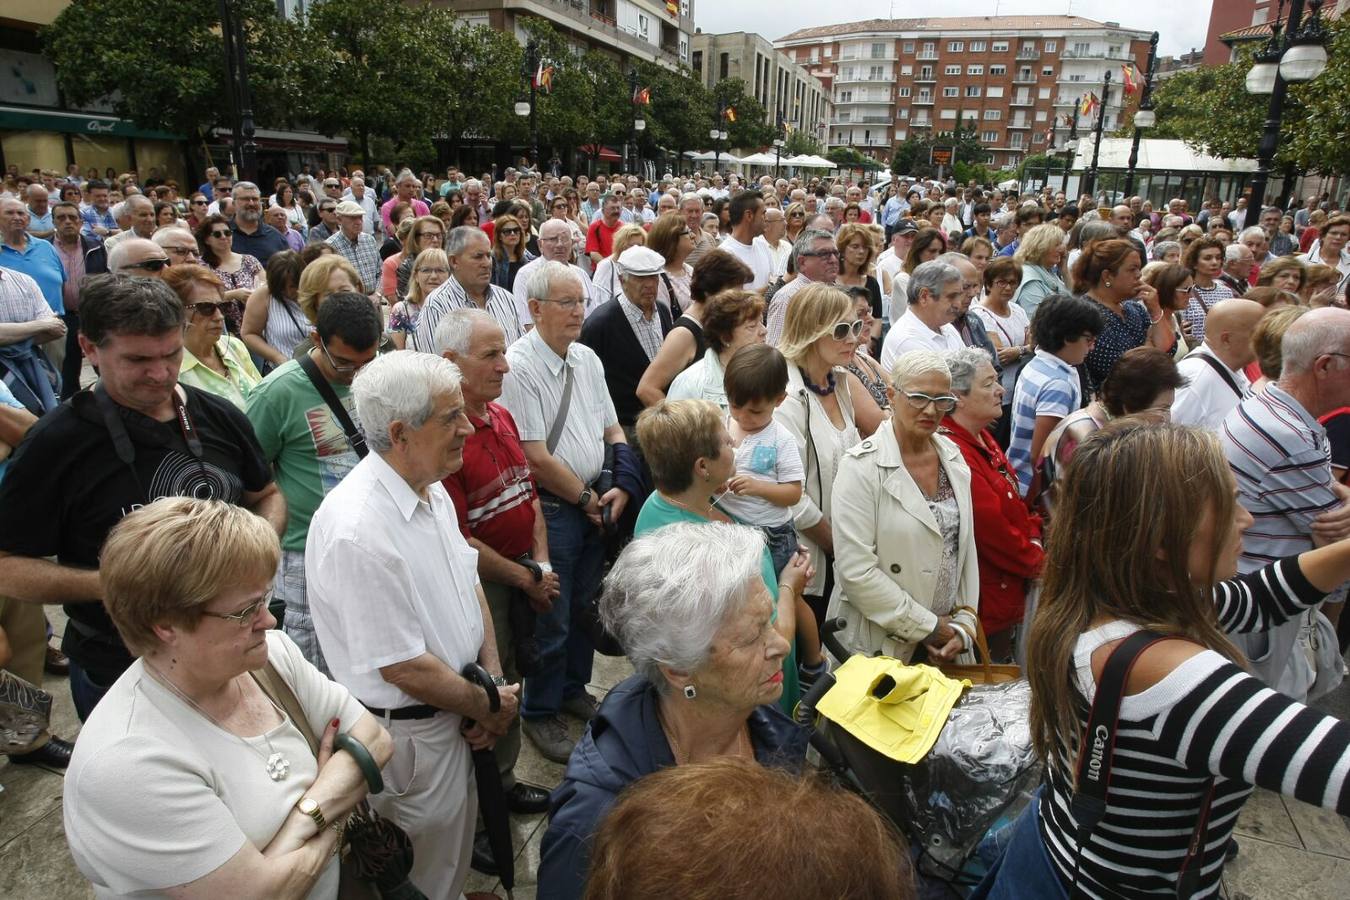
(246, 292, 380, 673)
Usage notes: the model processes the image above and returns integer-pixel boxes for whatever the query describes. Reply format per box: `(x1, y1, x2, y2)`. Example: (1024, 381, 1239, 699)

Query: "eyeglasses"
(320, 339, 371, 374)
(828, 319, 865, 341)
(415, 230, 442, 239)
(187, 300, 230, 316)
(164, 245, 199, 257)
(208, 229, 231, 239)
(323, 182, 341, 189)
(417, 267, 450, 276)
(200, 592, 271, 626)
(800, 249, 840, 259)
(788, 212, 805, 218)
(190, 199, 208, 206)
(500, 227, 522, 235)
(125, 257, 171, 272)
(992, 277, 1018, 288)
(538, 296, 584, 311)
(902, 391, 959, 413)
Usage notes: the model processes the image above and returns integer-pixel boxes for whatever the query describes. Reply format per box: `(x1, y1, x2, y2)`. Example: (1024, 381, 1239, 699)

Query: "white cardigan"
(829, 424, 980, 662)
(773, 364, 860, 597)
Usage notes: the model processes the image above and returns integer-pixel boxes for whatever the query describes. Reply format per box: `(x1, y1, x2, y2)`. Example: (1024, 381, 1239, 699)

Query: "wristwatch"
(577, 486, 594, 508)
(490, 674, 509, 688)
(297, 797, 327, 831)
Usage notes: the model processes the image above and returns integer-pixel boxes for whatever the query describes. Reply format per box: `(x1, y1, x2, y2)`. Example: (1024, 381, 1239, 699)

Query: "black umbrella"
(342, 800, 427, 900)
(461, 662, 515, 898)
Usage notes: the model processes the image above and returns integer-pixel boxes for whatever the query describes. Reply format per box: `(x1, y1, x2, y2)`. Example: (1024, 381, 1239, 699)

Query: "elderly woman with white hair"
(831, 350, 980, 662)
(64, 498, 392, 899)
(537, 521, 809, 900)
(1011, 222, 1068, 319)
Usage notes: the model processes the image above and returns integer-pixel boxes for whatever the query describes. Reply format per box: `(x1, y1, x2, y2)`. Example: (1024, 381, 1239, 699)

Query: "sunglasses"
(828, 319, 865, 341)
(201, 592, 272, 627)
(191, 199, 208, 206)
(499, 227, 522, 235)
(126, 257, 171, 272)
(187, 300, 231, 316)
(209, 230, 231, 239)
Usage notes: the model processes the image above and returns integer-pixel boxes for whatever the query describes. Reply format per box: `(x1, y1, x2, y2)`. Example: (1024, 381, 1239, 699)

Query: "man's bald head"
(108, 237, 170, 276)
(1110, 205, 1133, 229)
(1203, 298, 1265, 370)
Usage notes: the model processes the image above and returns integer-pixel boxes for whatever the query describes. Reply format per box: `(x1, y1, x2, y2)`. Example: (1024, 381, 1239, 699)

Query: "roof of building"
(776, 15, 1148, 43)
(1221, 22, 1281, 43)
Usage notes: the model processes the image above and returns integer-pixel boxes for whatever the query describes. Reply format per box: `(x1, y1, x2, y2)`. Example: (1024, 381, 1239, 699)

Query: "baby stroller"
(798, 619, 1041, 896)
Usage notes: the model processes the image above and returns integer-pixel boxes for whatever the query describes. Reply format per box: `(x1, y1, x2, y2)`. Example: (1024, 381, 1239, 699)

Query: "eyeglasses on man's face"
(538, 296, 584, 312)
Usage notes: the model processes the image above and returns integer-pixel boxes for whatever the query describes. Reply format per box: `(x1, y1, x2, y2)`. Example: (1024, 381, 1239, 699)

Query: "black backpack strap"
(1070, 629, 1216, 899)
(1194, 351, 1245, 400)
(298, 353, 367, 458)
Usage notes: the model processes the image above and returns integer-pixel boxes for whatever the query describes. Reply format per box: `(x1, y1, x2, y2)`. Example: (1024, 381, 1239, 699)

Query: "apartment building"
(441, 0, 693, 70)
(689, 31, 829, 140)
(775, 16, 1152, 170)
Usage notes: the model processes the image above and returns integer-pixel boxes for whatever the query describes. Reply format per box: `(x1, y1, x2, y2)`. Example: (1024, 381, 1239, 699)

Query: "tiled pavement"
(4, 611, 1349, 900)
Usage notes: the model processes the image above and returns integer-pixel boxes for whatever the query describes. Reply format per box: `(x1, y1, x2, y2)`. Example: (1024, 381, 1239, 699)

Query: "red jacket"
(940, 418, 1044, 635)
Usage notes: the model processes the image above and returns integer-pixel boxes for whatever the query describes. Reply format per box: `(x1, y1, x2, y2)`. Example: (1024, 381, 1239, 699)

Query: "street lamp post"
(1061, 106, 1080, 194)
(1082, 68, 1113, 202)
(773, 110, 786, 178)
(1123, 31, 1160, 198)
(514, 39, 540, 171)
(627, 69, 646, 176)
(711, 102, 727, 175)
(1246, 0, 1329, 213)
(216, 0, 256, 181)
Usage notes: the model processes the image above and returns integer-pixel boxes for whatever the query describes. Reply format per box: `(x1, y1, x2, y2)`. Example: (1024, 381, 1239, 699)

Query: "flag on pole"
(533, 63, 554, 93)
(633, 86, 651, 105)
(1121, 64, 1139, 95)
(1080, 92, 1099, 118)
(665, 0, 679, 15)
(724, 106, 737, 123)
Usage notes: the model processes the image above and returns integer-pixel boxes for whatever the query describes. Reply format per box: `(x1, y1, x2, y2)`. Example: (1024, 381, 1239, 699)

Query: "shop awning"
(0, 105, 181, 141)
(208, 127, 349, 152)
(581, 144, 623, 162)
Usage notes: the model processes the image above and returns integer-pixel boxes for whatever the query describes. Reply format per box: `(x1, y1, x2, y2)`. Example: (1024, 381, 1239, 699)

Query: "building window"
(919, 65, 933, 79)
(940, 109, 957, 119)
(920, 42, 936, 58)
(692, 50, 702, 76)
(1035, 109, 1047, 121)
(992, 41, 1009, 52)
(981, 130, 999, 142)
(1042, 66, 1054, 76)
(987, 86, 1004, 97)
(1072, 41, 1091, 56)
(966, 85, 981, 97)
(898, 86, 911, 97)
(872, 42, 887, 57)
(1019, 42, 1037, 56)
(984, 109, 1002, 120)
(1109, 45, 1123, 58)
(1045, 40, 1057, 52)
(967, 64, 983, 75)
(719, 53, 729, 80)
(1034, 133, 1045, 144)
(971, 40, 986, 52)
(945, 65, 961, 75)
(943, 86, 958, 97)
(869, 65, 884, 80)
(638, 14, 649, 35)
(902, 41, 915, 53)
(679, 39, 687, 60)
(948, 41, 964, 52)
(838, 90, 852, 103)
(901, 64, 912, 75)
(1038, 87, 1050, 98)
(989, 64, 1006, 76)
(896, 129, 907, 140)
(899, 108, 909, 119)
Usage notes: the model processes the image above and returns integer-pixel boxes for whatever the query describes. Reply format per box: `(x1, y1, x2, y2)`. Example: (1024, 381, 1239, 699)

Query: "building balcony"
(833, 95, 892, 105)
(1016, 50, 1040, 59)
(916, 52, 938, 60)
(1007, 121, 1032, 129)
(1012, 75, 1038, 84)
(831, 115, 893, 125)
(532, 0, 679, 65)
(913, 75, 937, 83)
(910, 119, 932, 128)
(1010, 97, 1033, 106)
(913, 97, 934, 105)
(1061, 49, 1135, 62)
(1057, 75, 1106, 85)
(833, 75, 890, 85)
(839, 51, 897, 61)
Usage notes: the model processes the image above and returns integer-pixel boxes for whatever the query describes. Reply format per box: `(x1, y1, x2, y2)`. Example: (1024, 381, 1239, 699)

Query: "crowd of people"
(2, 157, 1350, 899)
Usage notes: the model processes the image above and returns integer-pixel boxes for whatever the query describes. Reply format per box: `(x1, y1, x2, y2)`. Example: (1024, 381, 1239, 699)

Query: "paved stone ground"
(4, 609, 1349, 899)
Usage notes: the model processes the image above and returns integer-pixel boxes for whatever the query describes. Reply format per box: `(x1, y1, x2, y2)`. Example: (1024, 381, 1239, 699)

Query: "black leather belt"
(362, 703, 440, 720)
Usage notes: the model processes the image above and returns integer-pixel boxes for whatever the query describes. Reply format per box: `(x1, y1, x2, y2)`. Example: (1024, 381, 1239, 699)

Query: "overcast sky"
(705, 0, 1211, 58)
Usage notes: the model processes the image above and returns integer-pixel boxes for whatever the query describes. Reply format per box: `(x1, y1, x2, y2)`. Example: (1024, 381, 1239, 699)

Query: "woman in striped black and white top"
(976, 420, 1350, 899)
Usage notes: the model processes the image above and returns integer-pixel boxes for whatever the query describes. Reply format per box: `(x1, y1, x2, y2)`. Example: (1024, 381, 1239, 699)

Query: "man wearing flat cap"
(326, 199, 381, 295)
(579, 245, 672, 442)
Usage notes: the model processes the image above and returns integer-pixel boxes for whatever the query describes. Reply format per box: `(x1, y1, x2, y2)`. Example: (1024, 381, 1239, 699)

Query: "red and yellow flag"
(666, 0, 679, 15)
(1121, 64, 1140, 95)
(633, 86, 651, 105)
(1079, 92, 1099, 118)
(533, 64, 554, 94)
(724, 106, 737, 123)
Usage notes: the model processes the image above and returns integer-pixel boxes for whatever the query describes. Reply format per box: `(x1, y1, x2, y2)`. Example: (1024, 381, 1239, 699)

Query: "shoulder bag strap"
(1069, 629, 1216, 899)
(659, 272, 680, 316)
(252, 661, 321, 759)
(1195, 351, 1245, 400)
(546, 361, 576, 456)
(298, 353, 368, 458)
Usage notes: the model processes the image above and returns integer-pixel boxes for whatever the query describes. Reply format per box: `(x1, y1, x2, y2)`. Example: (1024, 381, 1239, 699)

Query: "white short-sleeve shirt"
(719, 235, 775, 291)
(63, 631, 363, 899)
(510, 257, 597, 327)
(499, 328, 617, 486)
(306, 451, 485, 712)
(879, 307, 965, 370)
(1171, 346, 1251, 431)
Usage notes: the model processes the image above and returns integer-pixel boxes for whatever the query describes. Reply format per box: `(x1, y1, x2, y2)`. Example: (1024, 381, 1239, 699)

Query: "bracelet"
(1148, 310, 1164, 325)
(333, 732, 384, 795)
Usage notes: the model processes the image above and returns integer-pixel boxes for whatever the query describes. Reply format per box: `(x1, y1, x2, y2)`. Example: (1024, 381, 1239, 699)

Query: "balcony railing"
(840, 52, 898, 61)
(913, 96, 934, 105)
(1012, 75, 1037, 84)
(1061, 49, 1133, 61)
(916, 52, 938, 60)
(834, 95, 892, 105)
(834, 74, 890, 85)
(1010, 97, 1033, 106)
(911, 119, 933, 128)
(1007, 121, 1031, 129)
(1057, 75, 1105, 85)
(1016, 49, 1039, 59)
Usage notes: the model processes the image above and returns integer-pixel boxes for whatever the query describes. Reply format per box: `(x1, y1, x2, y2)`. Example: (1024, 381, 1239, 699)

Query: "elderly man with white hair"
(100, 194, 156, 252)
(879, 259, 966, 370)
(1220, 306, 1350, 701)
(307, 351, 518, 900)
(580, 245, 673, 435)
(342, 175, 380, 238)
(499, 260, 633, 764)
(416, 225, 525, 352)
(511, 217, 597, 327)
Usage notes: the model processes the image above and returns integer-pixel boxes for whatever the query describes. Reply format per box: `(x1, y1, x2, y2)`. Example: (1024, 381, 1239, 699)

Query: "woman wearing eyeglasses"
(163, 265, 262, 410)
(388, 248, 450, 350)
(195, 214, 264, 336)
(393, 216, 444, 302)
(64, 497, 392, 900)
(490, 214, 528, 290)
(831, 349, 980, 662)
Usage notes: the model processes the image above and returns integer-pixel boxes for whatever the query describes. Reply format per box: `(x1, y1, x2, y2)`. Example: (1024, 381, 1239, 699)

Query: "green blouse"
(179, 335, 262, 410)
(634, 493, 801, 715)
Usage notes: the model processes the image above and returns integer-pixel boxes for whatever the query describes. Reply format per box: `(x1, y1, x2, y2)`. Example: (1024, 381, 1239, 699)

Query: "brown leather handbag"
(938, 615, 1022, 685)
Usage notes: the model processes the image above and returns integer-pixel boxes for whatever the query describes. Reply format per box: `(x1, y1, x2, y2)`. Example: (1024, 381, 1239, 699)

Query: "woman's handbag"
(0, 670, 53, 755)
(251, 664, 419, 900)
(939, 616, 1022, 685)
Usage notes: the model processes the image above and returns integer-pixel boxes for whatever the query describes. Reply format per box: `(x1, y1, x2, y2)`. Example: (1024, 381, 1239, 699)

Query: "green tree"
(43, 0, 302, 143)
(783, 129, 823, 156)
(632, 61, 713, 169)
(711, 79, 775, 148)
(892, 123, 984, 178)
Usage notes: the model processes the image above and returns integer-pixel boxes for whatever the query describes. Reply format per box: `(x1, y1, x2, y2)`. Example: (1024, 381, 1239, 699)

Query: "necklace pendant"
(265, 752, 291, 781)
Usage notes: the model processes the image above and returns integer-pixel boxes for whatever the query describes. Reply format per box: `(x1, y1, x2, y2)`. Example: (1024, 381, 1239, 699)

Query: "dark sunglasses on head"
(187, 300, 230, 316)
(127, 257, 171, 272)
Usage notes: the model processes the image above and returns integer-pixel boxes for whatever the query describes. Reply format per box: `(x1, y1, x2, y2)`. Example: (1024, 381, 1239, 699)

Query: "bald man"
(107, 237, 171, 277)
(1171, 298, 1264, 430)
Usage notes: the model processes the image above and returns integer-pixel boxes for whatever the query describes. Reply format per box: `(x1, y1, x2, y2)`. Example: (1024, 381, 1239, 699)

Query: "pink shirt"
(380, 197, 429, 235)
(54, 237, 86, 313)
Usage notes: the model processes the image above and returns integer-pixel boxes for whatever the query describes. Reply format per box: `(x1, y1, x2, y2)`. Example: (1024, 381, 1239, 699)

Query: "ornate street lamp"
(1081, 68, 1112, 202)
(1124, 32, 1160, 198)
(515, 39, 540, 170)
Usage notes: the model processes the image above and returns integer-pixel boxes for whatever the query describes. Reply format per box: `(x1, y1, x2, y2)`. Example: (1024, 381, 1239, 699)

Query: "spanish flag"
(533, 64, 554, 94)
(724, 106, 737, 123)
(1121, 64, 1139, 95)
(1079, 92, 1099, 118)
(633, 86, 651, 105)
(666, 0, 679, 15)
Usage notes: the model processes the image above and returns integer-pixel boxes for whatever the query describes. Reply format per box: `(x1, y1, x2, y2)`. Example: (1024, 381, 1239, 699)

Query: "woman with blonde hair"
(784, 201, 808, 245)
(394, 215, 445, 301)
(1011, 223, 1068, 319)
(774, 284, 864, 629)
(1248, 304, 1308, 392)
(389, 248, 450, 350)
(836, 222, 882, 334)
(976, 421, 1350, 898)
(1255, 254, 1307, 295)
(296, 254, 361, 324)
(591, 223, 648, 305)
(1304, 262, 1344, 307)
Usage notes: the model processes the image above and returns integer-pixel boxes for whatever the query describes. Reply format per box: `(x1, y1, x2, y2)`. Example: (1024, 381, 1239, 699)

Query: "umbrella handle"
(461, 662, 501, 715)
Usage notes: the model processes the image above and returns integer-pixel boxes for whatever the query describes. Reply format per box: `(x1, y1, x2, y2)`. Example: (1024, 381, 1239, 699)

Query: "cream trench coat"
(829, 423, 981, 662)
